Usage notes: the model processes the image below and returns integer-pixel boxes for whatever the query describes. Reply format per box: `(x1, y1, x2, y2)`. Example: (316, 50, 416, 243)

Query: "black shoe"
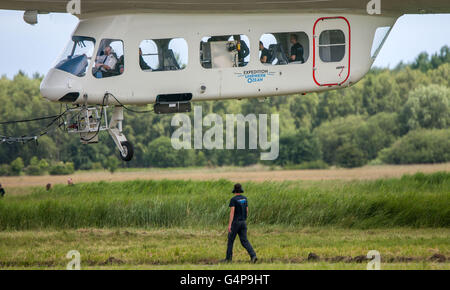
(251, 256, 258, 264)
(220, 259, 232, 264)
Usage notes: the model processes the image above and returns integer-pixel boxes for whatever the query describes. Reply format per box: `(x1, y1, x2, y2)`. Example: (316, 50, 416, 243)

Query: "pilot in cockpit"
(93, 45, 118, 78)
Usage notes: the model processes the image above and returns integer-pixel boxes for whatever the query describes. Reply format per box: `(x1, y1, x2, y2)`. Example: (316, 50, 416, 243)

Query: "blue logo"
(236, 70, 275, 84)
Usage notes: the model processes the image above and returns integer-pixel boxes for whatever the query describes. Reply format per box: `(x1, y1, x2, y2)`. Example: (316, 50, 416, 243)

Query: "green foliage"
(335, 143, 367, 168)
(0, 172, 448, 230)
(0, 164, 10, 176)
(49, 162, 75, 175)
(367, 158, 384, 166)
(276, 129, 321, 166)
(411, 46, 450, 72)
(359, 71, 402, 115)
(92, 162, 104, 170)
(354, 113, 400, 160)
(29, 156, 39, 166)
(105, 156, 120, 174)
(289, 93, 319, 129)
(24, 157, 47, 176)
(314, 115, 364, 165)
(145, 137, 182, 168)
(24, 165, 44, 176)
(380, 129, 450, 164)
(196, 151, 207, 167)
(399, 85, 449, 132)
(9, 157, 24, 176)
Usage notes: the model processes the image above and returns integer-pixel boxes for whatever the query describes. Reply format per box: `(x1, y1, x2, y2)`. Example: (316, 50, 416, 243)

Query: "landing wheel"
(119, 141, 134, 161)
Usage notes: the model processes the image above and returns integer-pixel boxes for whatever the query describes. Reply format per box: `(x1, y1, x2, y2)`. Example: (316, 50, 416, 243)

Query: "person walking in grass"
(223, 183, 258, 263)
(0, 183, 5, 198)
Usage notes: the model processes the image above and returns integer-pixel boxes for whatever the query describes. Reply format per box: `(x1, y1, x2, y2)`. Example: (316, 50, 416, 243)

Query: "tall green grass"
(0, 172, 449, 230)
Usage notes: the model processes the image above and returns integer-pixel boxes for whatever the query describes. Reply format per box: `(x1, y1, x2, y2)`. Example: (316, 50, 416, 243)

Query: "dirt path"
(1, 163, 448, 188)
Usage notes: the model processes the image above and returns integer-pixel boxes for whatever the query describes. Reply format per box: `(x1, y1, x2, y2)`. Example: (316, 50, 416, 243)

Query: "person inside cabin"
(94, 45, 118, 78)
(139, 48, 152, 71)
(233, 35, 249, 66)
(289, 34, 304, 63)
(259, 41, 272, 64)
(117, 55, 125, 74)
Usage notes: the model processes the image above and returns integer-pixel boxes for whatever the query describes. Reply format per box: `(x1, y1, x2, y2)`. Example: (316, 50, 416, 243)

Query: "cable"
(0, 114, 63, 125)
(0, 109, 69, 144)
(1, 92, 153, 145)
(106, 93, 154, 114)
(80, 92, 154, 142)
(79, 93, 153, 143)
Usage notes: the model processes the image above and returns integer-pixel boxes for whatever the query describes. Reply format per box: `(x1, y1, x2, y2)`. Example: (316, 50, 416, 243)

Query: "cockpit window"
(93, 39, 124, 78)
(200, 35, 250, 69)
(139, 38, 188, 72)
(54, 36, 95, 77)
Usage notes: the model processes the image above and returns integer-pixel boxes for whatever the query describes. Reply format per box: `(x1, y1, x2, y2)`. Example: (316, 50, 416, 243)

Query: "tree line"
(0, 46, 449, 174)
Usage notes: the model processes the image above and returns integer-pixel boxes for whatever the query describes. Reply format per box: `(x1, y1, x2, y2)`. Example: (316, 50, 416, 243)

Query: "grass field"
(0, 227, 448, 270)
(0, 170, 448, 270)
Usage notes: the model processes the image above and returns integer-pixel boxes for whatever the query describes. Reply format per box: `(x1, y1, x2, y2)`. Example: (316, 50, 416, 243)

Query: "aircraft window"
(200, 35, 250, 69)
(139, 38, 188, 72)
(319, 30, 346, 62)
(259, 32, 309, 65)
(371, 26, 391, 59)
(93, 39, 124, 78)
(54, 36, 95, 77)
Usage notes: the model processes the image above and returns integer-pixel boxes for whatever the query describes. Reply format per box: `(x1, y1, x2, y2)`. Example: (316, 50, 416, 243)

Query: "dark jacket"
(139, 55, 151, 70)
(290, 42, 304, 63)
(238, 41, 250, 64)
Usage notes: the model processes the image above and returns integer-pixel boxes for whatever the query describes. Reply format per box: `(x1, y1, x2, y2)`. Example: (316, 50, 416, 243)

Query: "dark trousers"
(226, 220, 256, 260)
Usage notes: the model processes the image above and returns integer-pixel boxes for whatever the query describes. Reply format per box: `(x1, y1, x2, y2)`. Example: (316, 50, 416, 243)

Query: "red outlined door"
(313, 17, 351, 87)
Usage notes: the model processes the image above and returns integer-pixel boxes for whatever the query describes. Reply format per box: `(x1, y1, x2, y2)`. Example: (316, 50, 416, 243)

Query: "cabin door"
(313, 17, 351, 87)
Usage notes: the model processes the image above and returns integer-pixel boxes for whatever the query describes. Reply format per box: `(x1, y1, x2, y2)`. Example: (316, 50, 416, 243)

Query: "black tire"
(119, 141, 134, 162)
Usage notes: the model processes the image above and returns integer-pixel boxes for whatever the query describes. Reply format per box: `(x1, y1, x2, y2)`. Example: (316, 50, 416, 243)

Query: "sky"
(0, 10, 449, 78)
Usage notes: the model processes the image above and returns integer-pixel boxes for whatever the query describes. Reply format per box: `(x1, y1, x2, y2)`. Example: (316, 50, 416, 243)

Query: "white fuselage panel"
(40, 13, 397, 105)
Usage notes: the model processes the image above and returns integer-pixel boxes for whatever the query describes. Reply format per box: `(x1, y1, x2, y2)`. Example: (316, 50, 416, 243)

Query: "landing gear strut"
(65, 104, 134, 162)
(108, 106, 134, 161)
